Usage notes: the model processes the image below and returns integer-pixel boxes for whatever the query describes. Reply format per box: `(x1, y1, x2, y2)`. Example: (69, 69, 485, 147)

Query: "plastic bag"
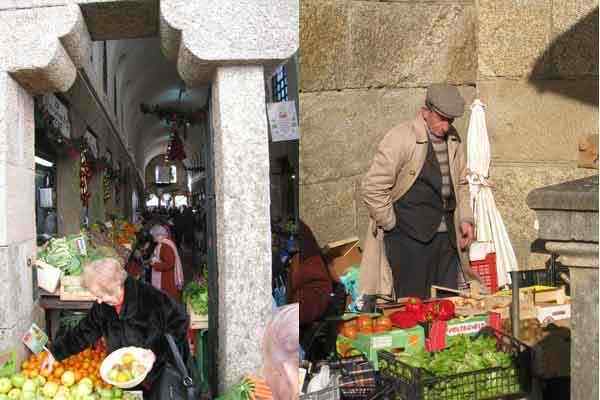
(306, 365, 330, 394)
(340, 266, 361, 312)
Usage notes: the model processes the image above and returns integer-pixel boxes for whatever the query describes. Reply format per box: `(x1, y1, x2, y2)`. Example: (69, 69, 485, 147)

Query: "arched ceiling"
(106, 37, 209, 175)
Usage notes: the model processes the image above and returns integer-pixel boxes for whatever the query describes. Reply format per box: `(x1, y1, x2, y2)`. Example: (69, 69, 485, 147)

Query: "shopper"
(42, 258, 190, 398)
(149, 224, 185, 301)
(361, 83, 477, 301)
(290, 220, 333, 326)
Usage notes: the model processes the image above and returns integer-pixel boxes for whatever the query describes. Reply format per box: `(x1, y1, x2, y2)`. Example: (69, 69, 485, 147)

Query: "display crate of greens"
(377, 328, 531, 400)
(183, 278, 209, 330)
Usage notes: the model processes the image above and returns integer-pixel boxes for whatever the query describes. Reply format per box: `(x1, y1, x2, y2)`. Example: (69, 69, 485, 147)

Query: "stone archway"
(0, 1, 298, 391)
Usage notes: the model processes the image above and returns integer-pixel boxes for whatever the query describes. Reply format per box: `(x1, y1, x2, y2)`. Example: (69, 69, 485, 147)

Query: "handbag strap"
(165, 334, 194, 389)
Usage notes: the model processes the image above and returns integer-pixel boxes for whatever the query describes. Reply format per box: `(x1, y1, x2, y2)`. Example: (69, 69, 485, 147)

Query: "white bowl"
(100, 347, 156, 389)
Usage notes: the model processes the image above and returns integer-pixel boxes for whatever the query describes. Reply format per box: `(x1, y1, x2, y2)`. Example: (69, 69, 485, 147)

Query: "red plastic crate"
(470, 252, 498, 293)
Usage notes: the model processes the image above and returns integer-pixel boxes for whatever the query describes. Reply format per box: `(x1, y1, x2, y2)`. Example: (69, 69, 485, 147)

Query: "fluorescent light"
(35, 156, 54, 167)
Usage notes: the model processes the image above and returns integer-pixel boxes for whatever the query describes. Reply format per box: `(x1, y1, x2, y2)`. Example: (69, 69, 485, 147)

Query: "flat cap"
(426, 83, 465, 119)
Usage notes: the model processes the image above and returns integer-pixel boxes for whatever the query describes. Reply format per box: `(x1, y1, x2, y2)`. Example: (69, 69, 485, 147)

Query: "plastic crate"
(377, 329, 532, 400)
(470, 253, 499, 293)
(301, 374, 341, 400)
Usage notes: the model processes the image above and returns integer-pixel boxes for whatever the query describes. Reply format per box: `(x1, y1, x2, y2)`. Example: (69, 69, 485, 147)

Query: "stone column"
(211, 65, 273, 390)
(0, 71, 39, 360)
(528, 175, 599, 400)
(545, 242, 598, 400)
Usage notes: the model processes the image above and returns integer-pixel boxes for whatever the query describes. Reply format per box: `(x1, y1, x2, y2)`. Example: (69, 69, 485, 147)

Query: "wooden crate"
(60, 276, 97, 301)
(187, 304, 208, 330)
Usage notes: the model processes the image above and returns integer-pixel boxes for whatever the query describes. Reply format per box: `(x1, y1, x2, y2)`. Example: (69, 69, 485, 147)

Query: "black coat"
(50, 277, 190, 386)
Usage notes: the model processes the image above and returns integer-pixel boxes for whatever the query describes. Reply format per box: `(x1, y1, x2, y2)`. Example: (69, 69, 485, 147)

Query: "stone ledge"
(527, 175, 599, 211)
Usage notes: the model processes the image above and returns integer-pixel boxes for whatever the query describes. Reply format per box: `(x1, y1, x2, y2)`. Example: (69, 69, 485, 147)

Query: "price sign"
(42, 94, 70, 139)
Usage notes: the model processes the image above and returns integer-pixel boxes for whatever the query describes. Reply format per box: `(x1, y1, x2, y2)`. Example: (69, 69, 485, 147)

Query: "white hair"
(82, 257, 127, 296)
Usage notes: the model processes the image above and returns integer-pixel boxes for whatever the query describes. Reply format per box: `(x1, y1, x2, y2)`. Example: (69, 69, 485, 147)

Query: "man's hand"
(459, 222, 475, 250)
(40, 351, 56, 374)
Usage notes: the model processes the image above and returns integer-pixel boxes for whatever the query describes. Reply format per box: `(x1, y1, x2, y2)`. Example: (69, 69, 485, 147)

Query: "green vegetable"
(379, 335, 521, 400)
(216, 378, 254, 400)
(183, 277, 209, 315)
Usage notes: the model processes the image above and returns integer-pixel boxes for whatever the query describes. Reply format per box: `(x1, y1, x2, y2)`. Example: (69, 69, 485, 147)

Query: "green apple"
(0, 377, 12, 394)
(22, 378, 38, 393)
(21, 390, 36, 400)
(0, 394, 8, 400)
(112, 387, 123, 398)
(75, 381, 93, 397)
(34, 376, 46, 387)
(10, 373, 25, 388)
(6, 388, 20, 400)
(42, 381, 59, 398)
(61, 371, 75, 388)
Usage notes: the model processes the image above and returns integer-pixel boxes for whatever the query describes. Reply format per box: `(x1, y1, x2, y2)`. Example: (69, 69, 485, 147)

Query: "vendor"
(149, 224, 184, 301)
(42, 258, 190, 398)
(360, 84, 477, 300)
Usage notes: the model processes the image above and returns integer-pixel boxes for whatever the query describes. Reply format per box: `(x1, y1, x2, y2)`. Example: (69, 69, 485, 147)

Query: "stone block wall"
(299, 0, 598, 269)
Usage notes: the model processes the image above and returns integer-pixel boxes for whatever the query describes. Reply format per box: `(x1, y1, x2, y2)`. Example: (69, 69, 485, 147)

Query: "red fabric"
(114, 288, 126, 315)
(152, 244, 181, 302)
(292, 255, 333, 325)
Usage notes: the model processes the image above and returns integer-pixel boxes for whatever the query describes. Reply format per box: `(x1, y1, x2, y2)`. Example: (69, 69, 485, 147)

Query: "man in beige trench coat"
(359, 84, 477, 307)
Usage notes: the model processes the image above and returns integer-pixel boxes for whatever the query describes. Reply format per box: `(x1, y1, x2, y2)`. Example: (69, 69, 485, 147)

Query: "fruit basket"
(377, 328, 532, 400)
(100, 347, 155, 389)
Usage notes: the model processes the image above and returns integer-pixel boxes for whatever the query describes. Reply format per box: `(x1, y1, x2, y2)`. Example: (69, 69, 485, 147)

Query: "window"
(155, 165, 177, 184)
(103, 41, 108, 94)
(271, 65, 288, 102)
(174, 195, 188, 208)
(146, 194, 159, 208)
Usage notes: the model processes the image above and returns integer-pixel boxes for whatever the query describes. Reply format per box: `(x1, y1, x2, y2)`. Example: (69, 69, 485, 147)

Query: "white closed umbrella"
(466, 100, 516, 287)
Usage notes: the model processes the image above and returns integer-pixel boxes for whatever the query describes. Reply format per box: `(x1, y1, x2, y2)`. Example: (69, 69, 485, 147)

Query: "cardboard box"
(324, 237, 361, 282)
(346, 326, 425, 370)
(60, 276, 96, 301)
(445, 314, 490, 337)
(187, 304, 209, 330)
(536, 302, 571, 325)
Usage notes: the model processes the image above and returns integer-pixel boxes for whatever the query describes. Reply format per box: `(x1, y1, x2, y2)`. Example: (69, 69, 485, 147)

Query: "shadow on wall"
(529, 7, 599, 106)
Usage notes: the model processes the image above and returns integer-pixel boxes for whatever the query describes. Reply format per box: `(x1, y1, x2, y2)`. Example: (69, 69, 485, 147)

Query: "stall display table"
(38, 289, 94, 341)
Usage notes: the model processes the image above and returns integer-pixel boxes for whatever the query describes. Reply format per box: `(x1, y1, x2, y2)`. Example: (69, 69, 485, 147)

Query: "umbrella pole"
(510, 270, 520, 338)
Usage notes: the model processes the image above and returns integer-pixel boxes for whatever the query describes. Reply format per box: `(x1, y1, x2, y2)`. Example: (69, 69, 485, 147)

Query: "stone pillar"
(545, 242, 598, 400)
(0, 71, 39, 360)
(527, 175, 599, 400)
(211, 65, 273, 390)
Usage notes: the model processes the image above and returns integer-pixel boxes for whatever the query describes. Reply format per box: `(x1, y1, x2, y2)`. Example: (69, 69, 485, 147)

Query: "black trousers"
(384, 230, 459, 299)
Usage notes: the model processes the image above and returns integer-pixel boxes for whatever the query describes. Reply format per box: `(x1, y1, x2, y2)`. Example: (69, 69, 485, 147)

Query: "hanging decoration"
(79, 150, 93, 207)
(165, 131, 186, 162)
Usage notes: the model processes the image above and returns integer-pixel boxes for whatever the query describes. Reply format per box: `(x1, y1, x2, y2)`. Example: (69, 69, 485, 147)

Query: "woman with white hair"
(149, 224, 184, 301)
(42, 257, 190, 397)
(262, 303, 300, 400)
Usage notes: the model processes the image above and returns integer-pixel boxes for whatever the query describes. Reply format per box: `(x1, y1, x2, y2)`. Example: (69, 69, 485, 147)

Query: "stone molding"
(160, 0, 299, 86)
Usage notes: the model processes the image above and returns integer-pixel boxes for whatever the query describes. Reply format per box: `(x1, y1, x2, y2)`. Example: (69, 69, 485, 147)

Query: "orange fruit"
(22, 361, 30, 370)
(53, 366, 64, 378)
(30, 370, 39, 378)
(73, 371, 82, 382)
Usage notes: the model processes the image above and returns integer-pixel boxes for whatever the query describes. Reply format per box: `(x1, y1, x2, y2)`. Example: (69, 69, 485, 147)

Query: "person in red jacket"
(291, 220, 334, 326)
(149, 225, 185, 302)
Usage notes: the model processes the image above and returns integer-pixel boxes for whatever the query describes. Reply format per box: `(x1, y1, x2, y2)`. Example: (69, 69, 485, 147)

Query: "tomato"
(341, 326, 358, 339)
(357, 315, 373, 331)
(375, 316, 393, 331)
(360, 326, 374, 335)
(405, 297, 423, 313)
